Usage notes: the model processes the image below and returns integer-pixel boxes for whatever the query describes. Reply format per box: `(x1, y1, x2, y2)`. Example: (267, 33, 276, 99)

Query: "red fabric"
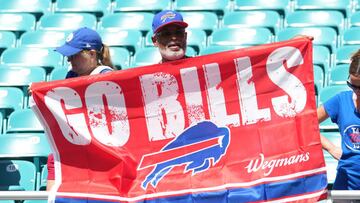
(47, 153, 55, 180)
(31, 38, 327, 202)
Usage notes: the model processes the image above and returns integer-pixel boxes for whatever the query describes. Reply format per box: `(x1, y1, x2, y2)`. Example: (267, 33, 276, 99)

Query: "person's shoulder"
(91, 65, 113, 75)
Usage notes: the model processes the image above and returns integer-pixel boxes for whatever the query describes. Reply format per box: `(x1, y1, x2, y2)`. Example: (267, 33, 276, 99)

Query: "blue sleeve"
(323, 93, 340, 123)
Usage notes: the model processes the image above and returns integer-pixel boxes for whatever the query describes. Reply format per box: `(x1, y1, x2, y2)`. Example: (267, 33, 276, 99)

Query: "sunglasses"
(347, 80, 360, 91)
(155, 29, 185, 38)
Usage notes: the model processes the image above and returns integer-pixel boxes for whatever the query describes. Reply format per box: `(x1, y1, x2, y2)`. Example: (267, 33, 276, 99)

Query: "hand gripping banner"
(31, 38, 327, 203)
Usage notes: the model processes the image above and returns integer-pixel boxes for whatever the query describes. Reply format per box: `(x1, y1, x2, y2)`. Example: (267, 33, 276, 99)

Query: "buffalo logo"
(138, 121, 230, 190)
(160, 12, 176, 23)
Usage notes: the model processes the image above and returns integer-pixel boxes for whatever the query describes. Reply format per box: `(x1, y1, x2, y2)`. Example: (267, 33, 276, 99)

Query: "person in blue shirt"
(318, 49, 360, 190)
(47, 27, 114, 190)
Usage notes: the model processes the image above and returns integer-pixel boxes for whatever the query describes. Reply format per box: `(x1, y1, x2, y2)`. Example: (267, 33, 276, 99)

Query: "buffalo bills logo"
(160, 12, 176, 23)
(138, 121, 230, 190)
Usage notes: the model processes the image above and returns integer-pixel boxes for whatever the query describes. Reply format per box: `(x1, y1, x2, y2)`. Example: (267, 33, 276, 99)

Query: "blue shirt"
(324, 90, 360, 189)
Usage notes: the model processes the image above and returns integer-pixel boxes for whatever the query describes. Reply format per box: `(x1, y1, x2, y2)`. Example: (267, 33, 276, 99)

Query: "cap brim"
(55, 43, 82, 57)
(154, 21, 188, 34)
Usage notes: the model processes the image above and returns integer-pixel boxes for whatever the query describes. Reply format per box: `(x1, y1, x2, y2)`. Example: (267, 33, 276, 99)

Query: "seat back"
(38, 13, 97, 31)
(109, 47, 130, 70)
(99, 29, 143, 53)
(0, 160, 36, 191)
(174, 0, 230, 15)
(329, 64, 349, 86)
(19, 30, 69, 48)
(7, 108, 44, 133)
(54, 0, 111, 17)
(0, 13, 36, 34)
(114, 0, 171, 12)
(0, 31, 16, 52)
(181, 12, 218, 33)
(49, 67, 67, 81)
(294, 0, 351, 17)
(335, 45, 360, 65)
(99, 13, 153, 32)
(0, 87, 24, 116)
(234, 0, 291, 16)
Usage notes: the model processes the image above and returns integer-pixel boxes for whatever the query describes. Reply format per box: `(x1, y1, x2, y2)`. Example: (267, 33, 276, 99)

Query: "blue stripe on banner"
(55, 173, 327, 203)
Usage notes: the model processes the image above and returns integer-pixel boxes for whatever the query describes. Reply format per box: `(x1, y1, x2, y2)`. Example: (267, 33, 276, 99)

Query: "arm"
(317, 106, 342, 160)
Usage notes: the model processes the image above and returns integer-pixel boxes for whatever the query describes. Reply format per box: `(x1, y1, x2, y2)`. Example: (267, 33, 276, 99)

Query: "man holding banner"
(31, 35, 328, 202)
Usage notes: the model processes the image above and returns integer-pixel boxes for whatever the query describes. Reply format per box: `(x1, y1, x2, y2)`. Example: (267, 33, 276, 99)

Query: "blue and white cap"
(55, 27, 103, 57)
(152, 10, 188, 34)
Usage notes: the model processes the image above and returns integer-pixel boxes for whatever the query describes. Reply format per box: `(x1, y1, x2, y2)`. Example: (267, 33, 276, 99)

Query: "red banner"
(31, 38, 327, 203)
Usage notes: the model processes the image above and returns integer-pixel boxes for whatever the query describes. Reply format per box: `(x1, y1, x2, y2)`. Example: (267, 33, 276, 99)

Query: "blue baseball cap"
(55, 27, 103, 57)
(152, 10, 188, 34)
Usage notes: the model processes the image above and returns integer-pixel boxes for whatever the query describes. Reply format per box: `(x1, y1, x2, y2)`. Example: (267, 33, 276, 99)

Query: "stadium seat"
(285, 11, 345, 34)
(39, 164, 48, 190)
(0, 133, 51, 158)
(54, 0, 111, 17)
(222, 11, 281, 34)
(98, 29, 142, 54)
(7, 108, 44, 133)
(199, 45, 241, 56)
(293, 0, 351, 17)
(113, 0, 171, 12)
(0, 112, 3, 134)
(0, 160, 36, 191)
(109, 47, 130, 70)
(313, 46, 330, 83)
(349, 11, 360, 27)
(99, 13, 154, 32)
(0, 87, 24, 117)
(335, 45, 360, 65)
(277, 27, 337, 53)
(0, 65, 45, 95)
(0, 31, 16, 53)
(19, 30, 69, 48)
(174, 0, 230, 15)
(341, 27, 360, 46)
(132, 47, 196, 67)
(49, 67, 67, 81)
(329, 64, 349, 86)
(313, 65, 324, 94)
(37, 13, 97, 31)
(0, 13, 36, 35)
(0, 48, 63, 73)
(209, 27, 272, 47)
(233, 0, 291, 16)
(145, 28, 207, 53)
(180, 12, 218, 33)
(0, 0, 51, 19)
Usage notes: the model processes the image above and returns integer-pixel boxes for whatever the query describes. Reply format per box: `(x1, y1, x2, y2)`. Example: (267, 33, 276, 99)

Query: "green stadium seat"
(0, 65, 45, 95)
(7, 109, 44, 133)
(234, 0, 291, 16)
(19, 30, 69, 48)
(223, 11, 281, 34)
(54, 0, 111, 17)
(49, 67, 67, 81)
(294, 0, 351, 17)
(349, 11, 360, 27)
(0, 13, 36, 35)
(285, 11, 345, 34)
(313, 46, 330, 83)
(0, 160, 36, 191)
(329, 64, 348, 86)
(99, 13, 154, 32)
(174, 0, 230, 15)
(145, 28, 207, 53)
(0, 31, 16, 53)
(0, 133, 51, 158)
(39, 164, 48, 190)
(341, 27, 360, 46)
(0, 0, 51, 19)
(314, 65, 324, 95)
(199, 45, 241, 56)
(38, 13, 97, 31)
(98, 29, 142, 54)
(0, 48, 63, 73)
(0, 87, 24, 117)
(181, 12, 218, 33)
(209, 27, 272, 47)
(277, 27, 337, 53)
(132, 47, 196, 67)
(109, 47, 130, 70)
(0, 200, 14, 203)
(113, 0, 171, 12)
(335, 45, 360, 65)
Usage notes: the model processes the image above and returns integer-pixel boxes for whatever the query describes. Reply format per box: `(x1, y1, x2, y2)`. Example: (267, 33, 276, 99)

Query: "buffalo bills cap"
(55, 27, 103, 57)
(152, 10, 188, 34)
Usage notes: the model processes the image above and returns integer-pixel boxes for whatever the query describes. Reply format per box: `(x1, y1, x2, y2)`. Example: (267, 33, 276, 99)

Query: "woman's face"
(67, 50, 98, 76)
(348, 74, 360, 97)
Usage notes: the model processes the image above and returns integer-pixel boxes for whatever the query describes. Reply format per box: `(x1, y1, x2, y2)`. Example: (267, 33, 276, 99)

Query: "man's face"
(152, 24, 187, 62)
